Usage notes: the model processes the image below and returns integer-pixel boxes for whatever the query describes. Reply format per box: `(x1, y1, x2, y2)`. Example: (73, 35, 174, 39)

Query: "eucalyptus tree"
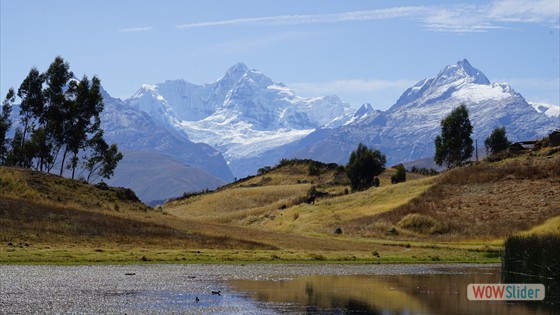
(16, 68, 44, 167)
(0, 88, 15, 164)
(434, 104, 474, 168)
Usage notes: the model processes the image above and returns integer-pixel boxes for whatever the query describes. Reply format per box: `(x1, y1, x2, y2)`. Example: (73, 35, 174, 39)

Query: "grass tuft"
(397, 214, 448, 235)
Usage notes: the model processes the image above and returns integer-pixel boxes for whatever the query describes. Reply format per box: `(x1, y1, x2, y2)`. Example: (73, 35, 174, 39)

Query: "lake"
(1, 264, 557, 314)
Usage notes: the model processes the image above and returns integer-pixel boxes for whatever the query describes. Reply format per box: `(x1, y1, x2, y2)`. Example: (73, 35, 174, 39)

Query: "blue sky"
(1, 0, 559, 110)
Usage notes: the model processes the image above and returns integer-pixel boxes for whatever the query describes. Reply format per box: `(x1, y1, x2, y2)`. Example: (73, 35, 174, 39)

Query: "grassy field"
(165, 148, 559, 241)
(1, 147, 559, 264)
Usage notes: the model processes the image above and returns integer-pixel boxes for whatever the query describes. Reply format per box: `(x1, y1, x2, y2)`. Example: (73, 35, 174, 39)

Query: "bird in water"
(195, 297, 200, 303)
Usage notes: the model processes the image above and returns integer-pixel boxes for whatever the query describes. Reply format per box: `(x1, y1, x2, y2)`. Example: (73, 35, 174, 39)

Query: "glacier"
(125, 63, 354, 164)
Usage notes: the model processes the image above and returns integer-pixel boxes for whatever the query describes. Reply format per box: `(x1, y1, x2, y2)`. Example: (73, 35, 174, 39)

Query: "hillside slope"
(166, 147, 560, 241)
(165, 160, 432, 231)
(0, 167, 273, 261)
(2, 144, 558, 263)
(341, 147, 560, 240)
(0, 166, 396, 263)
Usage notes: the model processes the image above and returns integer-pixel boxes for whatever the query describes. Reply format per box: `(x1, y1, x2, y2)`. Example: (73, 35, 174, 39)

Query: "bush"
(257, 166, 271, 175)
(410, 166, 439, 176)
(115, 187, 140, 202)
(95, 181, 109, 190)
(391, 164, 406, 184)
(307, 186, 317, 197)
(308, 163, 321, 176)
(397, 213, 447, 234)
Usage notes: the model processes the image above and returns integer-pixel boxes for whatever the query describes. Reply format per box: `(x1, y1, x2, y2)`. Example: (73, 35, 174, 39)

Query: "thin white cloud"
(119, 26, 153, 33)
(487, 0, 560, 24)
(175, 2, 559, 33)
(421, 5, 506, 33)
(176, 7, 423, 29)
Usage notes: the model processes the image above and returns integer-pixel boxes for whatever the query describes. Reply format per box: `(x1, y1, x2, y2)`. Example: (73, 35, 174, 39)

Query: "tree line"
(0, 56, 122, 182)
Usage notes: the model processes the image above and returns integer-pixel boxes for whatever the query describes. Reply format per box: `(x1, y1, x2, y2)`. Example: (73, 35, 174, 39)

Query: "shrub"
(257, 166, 271, 175)
(410, 166, 439, 176)
(95, 181, 109, 190)
(397, 213, 447, 234)
(115, 187, 140, 202)
(307, 185, 317, 197)
(308, 163, 321, 176)
(391, 164, 406, 184)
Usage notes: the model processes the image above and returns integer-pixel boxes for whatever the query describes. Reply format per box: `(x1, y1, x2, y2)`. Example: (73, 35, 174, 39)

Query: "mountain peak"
(354, 103, 374, 117)
(437, 59, 490, 85)
(224, 62, 249, 77)
(392, 59, 496, 110)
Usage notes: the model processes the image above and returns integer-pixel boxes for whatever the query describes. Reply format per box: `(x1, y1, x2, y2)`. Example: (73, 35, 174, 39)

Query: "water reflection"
(229, 266, 557, 314)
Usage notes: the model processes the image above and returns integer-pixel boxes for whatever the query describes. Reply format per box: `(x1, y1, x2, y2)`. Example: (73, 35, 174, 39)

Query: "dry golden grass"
(260, 177, 434, 235)
(521, 216, 560, 236)
(1, 165, 406, 262)
(166, 184, 313, 223)
(0, 197, 271, 251)
(165, 159, 432, 231)
(0, 167, 278, 259)
(227, 160, 348, 188)
(0, 167, 41, 200)
(1, 166, 149, 213)
(397, 213, 448, 234)
(3, 148, 557, 264)
(342, 150, 560, 241)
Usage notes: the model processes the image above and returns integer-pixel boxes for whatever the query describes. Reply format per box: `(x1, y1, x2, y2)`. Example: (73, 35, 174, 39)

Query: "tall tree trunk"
(59, 147, 68, 176)
(19, 120, 29, 167)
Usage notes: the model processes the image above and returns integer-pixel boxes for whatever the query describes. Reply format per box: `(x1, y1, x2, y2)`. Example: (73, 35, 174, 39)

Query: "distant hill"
(165, 143, 560, 241)
(105, 150, 226, 206)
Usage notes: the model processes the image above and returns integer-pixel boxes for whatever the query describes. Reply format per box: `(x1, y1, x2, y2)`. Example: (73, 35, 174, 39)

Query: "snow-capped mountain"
(126, 63, 354, 163)
(106, 59, 557, 181)
(101, 88, 233, 182)
(99, 89, 233, 204)
(529, 102, 560, 118)
(237, 59, 558, 172)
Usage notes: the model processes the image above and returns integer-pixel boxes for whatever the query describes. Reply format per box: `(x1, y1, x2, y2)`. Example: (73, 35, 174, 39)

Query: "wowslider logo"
(467, 284, 545, 301)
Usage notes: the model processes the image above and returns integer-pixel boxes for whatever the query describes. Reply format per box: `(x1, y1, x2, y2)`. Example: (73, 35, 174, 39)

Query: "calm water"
(1, 264, 558, 314)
